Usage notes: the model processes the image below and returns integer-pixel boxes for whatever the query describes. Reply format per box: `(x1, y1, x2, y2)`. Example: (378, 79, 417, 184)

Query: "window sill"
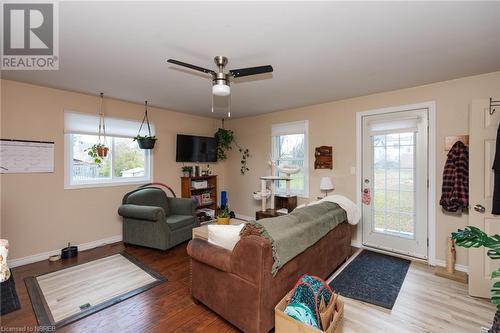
(64, 179, 151, 190)
(275, 191, 309, 199)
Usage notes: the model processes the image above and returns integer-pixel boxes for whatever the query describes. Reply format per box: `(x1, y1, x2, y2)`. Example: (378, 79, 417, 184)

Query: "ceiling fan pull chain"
(211, 91, 214, 113)
(228, 92, 231, 118)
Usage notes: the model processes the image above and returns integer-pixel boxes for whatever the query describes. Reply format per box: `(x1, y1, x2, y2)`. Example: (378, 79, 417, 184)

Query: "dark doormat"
(25, 252, 166, 330)
(329, 250, 410, 309)
(1, 271, 21, 315)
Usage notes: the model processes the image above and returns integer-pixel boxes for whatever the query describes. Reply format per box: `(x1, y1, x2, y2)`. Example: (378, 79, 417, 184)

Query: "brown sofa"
(186, 221, 352, 333)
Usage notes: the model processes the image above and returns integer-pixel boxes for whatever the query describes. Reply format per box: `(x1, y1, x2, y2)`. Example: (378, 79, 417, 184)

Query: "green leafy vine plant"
(217, 206, 231, 218)
(452, 226, 500, 331)
(85, 143, 108, 165)
(214, 128, 250, 175)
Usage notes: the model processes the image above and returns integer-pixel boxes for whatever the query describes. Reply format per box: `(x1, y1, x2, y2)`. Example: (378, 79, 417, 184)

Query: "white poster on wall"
(0, 139, 55, 173)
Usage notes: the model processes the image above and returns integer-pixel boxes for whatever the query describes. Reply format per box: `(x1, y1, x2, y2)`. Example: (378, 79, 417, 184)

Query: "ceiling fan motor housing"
(213, 56, 231, 96)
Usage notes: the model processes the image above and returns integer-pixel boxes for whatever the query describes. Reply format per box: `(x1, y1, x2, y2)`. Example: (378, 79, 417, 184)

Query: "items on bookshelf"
(192, 180, 208, 189)
(181, 175, 218, 222)
(180, 164, 213, 177)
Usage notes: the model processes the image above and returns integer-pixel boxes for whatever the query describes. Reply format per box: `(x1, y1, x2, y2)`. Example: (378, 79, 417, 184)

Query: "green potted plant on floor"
(135, 101, 157, 150)
(452, 226, 500, 332)
(216, 206, 231, 225)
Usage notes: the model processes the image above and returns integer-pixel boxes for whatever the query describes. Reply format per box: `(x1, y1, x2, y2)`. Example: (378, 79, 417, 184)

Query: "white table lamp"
(320, 177, 334, 197)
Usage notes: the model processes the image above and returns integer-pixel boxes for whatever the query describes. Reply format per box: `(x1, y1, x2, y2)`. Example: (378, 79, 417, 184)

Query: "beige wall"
(224, 71, 500, 266)
(3, 71, 500, 265)
(0, 80, 225, 260)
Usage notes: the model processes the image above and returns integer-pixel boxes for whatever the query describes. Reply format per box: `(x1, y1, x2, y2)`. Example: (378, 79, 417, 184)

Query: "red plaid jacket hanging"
(439, 141, 469, 212)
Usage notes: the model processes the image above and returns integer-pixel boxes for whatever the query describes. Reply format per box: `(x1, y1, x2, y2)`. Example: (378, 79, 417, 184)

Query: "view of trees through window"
(71, 134, 147, 184)
(273, 134, 306, 194)
(371, 132, 416, 237)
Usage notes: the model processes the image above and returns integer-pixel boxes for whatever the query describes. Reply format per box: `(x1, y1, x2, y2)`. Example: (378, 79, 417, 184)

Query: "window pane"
(72, 134, 111, 181)
(278, 134, 304, 159)
(273, 132, 306, 195)
(113, 137, 146, 178)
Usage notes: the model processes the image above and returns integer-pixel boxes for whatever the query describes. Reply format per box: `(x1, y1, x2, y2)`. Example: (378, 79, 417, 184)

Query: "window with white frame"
(272, 120, 309, 197)
(64, 111, 152, 188)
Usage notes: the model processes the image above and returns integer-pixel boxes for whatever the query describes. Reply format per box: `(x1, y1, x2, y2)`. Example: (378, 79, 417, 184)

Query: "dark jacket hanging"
(440, 141, 469, 212)
(492, 123, 500, 214)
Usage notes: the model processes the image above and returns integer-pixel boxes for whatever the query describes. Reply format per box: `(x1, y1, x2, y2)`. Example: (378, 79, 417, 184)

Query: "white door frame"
(356, 101, 437, 265)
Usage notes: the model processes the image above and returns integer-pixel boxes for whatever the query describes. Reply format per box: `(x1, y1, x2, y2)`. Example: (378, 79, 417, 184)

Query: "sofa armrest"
(187, 239, 232, 273)
(167, 197, 196, 216)
(230, 235, 273, 284)
(118, 204, 165, 222)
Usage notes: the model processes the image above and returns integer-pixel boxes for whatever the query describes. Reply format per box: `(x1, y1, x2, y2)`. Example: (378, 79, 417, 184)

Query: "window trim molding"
(64, 133, 153, 190)
(271, 120, 309, 198)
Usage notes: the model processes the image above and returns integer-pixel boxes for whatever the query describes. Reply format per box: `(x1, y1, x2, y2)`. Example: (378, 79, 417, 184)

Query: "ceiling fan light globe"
(212, 84, 230, 97)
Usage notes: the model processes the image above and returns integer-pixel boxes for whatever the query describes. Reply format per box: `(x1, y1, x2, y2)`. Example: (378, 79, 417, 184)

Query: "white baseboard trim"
(351, 240, 362, 248)
(235, 213, 255, 222)
(433, 259, 468, 273)
(8, 235, 122, 268)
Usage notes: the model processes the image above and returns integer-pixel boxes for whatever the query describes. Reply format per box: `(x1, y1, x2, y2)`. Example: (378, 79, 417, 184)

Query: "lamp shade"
(320, 177, 334, 191)
(212, 83, 230, 96)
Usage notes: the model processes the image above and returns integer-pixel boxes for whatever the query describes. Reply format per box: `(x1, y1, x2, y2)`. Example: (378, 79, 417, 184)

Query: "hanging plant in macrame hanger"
(134, 101, 157, 149)
(85, 93, 109, 165)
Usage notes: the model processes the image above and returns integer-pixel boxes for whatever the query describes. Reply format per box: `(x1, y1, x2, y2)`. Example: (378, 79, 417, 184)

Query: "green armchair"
(118, 187, 198, 250)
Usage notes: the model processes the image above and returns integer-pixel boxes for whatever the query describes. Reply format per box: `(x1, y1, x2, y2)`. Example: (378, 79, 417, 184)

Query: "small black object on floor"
(1, 271, 21, 315)
(329, 250, 410, 309)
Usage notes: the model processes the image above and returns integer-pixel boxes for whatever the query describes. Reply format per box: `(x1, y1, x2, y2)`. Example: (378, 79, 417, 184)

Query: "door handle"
(474, 204, 486, 213)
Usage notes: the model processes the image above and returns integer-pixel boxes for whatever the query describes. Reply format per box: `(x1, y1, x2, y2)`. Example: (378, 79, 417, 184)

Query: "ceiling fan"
(167, 56, 273, 117)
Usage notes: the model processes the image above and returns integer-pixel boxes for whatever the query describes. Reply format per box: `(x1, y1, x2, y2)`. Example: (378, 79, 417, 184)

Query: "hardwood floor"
(1, 242, 495, 333)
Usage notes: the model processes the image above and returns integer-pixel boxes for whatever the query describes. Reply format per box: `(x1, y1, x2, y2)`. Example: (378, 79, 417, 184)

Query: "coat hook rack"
(490, 97, 500, 115)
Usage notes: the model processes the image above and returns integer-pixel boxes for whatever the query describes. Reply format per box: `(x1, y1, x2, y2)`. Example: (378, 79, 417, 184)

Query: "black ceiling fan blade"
(167, 59, 216, 76)
(229, 65, 273, 78)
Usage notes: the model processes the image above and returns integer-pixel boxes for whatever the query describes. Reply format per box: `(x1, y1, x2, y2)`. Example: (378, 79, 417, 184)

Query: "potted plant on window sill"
(216, 207, 231, 225)
(135, 101, 157, 150)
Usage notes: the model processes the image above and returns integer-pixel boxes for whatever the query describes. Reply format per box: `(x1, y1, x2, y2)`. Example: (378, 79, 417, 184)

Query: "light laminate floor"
(1, 242, 495, 333)
(340, 261, 494, 333)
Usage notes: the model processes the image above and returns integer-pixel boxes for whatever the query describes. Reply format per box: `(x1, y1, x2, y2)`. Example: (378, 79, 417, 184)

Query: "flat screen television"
(176, 134, 217, 162)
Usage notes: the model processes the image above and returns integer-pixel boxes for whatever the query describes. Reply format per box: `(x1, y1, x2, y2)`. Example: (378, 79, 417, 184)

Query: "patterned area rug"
(25, 252, 166, 329)
(1, 271, 21, 315)
(329, 250, 410, 309)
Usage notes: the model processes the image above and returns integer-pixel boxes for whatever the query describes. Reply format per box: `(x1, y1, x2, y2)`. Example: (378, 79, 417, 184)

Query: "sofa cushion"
(166, 214, 194, 230)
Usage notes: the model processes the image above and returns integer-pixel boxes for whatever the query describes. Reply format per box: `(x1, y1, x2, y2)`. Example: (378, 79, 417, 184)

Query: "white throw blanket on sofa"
(296, 194, 361, 225)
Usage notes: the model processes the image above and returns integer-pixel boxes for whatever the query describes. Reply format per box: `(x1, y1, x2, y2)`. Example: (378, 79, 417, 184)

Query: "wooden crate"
(275, 292, 344, 333)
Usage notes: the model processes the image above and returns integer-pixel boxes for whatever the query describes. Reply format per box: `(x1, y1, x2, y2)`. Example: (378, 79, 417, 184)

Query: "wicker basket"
(275, 291, 344, 333)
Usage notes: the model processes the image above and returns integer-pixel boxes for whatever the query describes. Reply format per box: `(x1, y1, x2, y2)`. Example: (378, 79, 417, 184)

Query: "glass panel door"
(362, 109, 428, 259)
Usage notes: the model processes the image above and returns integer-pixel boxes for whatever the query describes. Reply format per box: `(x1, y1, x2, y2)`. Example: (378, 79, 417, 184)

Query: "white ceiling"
(3, 1, 500, 118)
